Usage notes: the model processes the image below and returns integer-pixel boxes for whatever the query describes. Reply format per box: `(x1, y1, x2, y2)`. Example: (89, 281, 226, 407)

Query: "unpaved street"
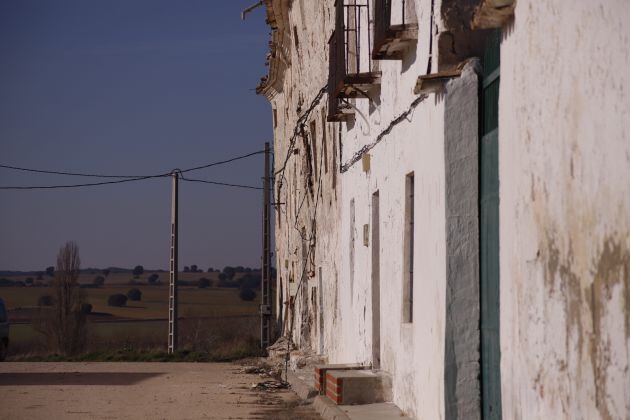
(0, 362, 320, 420)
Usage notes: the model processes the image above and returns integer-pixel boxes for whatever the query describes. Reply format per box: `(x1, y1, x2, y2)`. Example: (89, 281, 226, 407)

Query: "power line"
(0, 164, 148, 179)
(179, 150, 265, 174)
(180, 176, 262, 190)
(0, 149, 265, 179)
(0, 174, 166, 190)
(0, 149, 266, 191)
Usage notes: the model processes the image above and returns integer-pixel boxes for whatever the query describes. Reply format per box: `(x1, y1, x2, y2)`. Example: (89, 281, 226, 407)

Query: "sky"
(0, 1, 272, 271)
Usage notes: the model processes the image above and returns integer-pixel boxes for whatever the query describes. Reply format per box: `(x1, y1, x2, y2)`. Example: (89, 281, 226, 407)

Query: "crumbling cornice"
(257, 0, 292, 100)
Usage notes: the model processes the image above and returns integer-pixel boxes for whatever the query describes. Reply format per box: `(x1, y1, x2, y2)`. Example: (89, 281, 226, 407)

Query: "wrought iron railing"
(328, 0, 379, 121)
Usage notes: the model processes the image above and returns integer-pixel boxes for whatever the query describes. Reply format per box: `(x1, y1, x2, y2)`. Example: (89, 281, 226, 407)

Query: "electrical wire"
(179, 176, 262, 190)
(0, 174, 166, 190)
(0, 149, 265, 179)
(0, 149, 266, 191)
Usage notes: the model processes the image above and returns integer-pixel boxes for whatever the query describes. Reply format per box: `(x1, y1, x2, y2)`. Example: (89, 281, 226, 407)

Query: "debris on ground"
(241, 365, 276, 376)
(251, 379, 289, 392)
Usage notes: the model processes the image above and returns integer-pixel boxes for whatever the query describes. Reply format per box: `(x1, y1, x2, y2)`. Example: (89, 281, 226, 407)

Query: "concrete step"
(325, 369, 392, 405)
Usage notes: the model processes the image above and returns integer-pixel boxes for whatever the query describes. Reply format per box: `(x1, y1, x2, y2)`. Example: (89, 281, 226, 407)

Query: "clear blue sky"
(0, 1, 272, 271)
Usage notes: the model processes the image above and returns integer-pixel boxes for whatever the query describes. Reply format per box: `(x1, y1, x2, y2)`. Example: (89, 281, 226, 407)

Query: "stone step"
(324, 369, 392, 405)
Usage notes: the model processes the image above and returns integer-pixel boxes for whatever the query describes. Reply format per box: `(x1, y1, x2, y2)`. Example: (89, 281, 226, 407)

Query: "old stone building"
(257, 0, 630, 418)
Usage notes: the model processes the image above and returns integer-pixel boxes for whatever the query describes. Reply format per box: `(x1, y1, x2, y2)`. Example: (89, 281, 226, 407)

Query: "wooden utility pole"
(168, 170, 179, 354)
(260, 142, 272, 349)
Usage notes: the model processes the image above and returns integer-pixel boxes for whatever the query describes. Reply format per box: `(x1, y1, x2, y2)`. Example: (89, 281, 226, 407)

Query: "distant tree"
(37, 295, 54, 306)
(148, 273, 159, 285)
(207, 267, 214, 273)
(0, 278, 12, 287)
(183, 266, 190, 273)
(36, 272, 44, 280)
(126, 288, 142, 301)
(190, 264, 198, 273)
(102, 269, 110, 277)
(245, 267, 252, 273)
(45, 266, 55, 277)
(223, 266, 236, 280)
(34, 242, 87, 355)
(80, 303, 93, 314)
(25, 277, 34, 285)
(93, 276, 105, 287)
(197, 278, 211, 289)
(239, 287, 256, 301)
(235, 266, 244, 272)
(132, 265, 144, 279)
(239, 273, 261, 290)
(108, 294, 128, 307)
(218, 272, 227, 281)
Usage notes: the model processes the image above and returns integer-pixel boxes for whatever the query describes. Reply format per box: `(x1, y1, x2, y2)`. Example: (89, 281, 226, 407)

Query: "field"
(0, 270, 262, 360)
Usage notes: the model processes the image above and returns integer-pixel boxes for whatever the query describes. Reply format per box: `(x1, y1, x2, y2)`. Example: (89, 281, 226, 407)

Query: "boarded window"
(403, 172, 415, 323)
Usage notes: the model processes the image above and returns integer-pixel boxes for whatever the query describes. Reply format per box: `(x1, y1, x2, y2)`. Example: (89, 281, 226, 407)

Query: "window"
(373, 0, 418, 60)
(403, 172, 414, 323)
(327, 0, 380, 122)
(310, 120, 318, 176)
(321, 112, 329, 174)
(293, 26, 299, 50)
(350, 198, 356, 297)
(272, 108, 277, 128)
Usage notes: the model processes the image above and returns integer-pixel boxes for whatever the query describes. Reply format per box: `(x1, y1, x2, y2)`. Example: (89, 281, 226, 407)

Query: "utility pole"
(260, 142, 272, 349)
(168, 170, 179, 354)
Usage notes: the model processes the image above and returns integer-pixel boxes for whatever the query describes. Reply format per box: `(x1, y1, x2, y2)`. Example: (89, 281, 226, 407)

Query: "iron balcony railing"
(373, 0, 418, 59)
(328, 0, 380, 121)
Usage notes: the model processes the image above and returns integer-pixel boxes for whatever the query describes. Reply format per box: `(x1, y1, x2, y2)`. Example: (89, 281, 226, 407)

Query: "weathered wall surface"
(260, 0, 630, 419)
(499, 1, 630, 418)
(262, 0, 343, 359)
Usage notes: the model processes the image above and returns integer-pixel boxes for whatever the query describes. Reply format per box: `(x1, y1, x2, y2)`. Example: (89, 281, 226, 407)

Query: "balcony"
(328, 1, 381, 122)
(372, 0, 418, 60)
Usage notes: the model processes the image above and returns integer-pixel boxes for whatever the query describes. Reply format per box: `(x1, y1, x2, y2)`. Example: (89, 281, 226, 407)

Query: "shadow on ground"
(0, 372, 163, 386)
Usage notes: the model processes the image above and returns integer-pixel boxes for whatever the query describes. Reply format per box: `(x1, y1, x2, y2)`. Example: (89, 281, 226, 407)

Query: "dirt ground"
(0, 362, 320, 420)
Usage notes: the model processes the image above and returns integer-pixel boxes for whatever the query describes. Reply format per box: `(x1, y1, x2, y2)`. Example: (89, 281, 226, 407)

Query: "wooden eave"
(414, 68, 462, 94)
(372, 23, 419, 60)
(472, 0, 515, 29)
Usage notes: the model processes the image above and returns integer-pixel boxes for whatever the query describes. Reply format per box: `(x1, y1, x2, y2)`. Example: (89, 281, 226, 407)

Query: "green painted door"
(480, 30, 502, 420)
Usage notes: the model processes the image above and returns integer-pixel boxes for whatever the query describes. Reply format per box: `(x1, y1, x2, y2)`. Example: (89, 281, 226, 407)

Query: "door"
(371, 191, 381, 369)
(480, 30, 502, 420)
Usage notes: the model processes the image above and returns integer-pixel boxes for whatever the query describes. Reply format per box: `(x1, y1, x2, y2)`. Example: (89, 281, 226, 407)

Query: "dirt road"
(0, 362, 320, 420)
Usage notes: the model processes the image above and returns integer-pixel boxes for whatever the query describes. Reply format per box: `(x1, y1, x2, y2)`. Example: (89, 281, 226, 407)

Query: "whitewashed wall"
(334, 0, 449, 417)
(262, 0, 630, 418)
(499, 1, 630, 419)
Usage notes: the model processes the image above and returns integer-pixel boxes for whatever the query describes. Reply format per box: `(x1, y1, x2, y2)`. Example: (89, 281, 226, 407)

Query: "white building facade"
(257, 0, 630, 418)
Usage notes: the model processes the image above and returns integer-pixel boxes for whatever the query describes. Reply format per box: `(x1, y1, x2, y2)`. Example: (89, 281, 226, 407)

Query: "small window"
(310, 120, 318, 176)
(322, 112, 328, 173)
(293, 26, 299, 50)
(403, 172, 415, 323)
(272, 108, 277, 128)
